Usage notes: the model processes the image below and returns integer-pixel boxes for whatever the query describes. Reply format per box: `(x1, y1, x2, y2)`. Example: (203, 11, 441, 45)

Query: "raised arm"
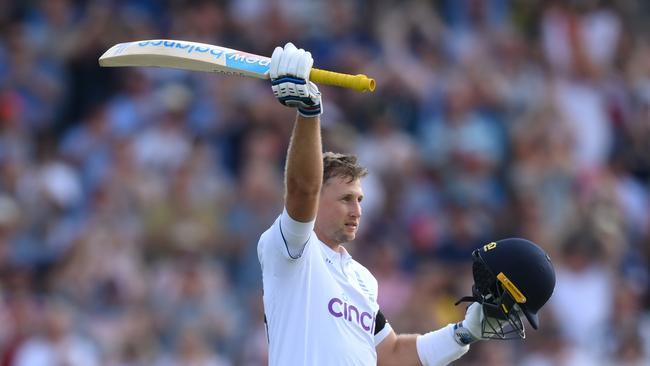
(285, 114, 322, 221)
(269, 43, 324, 222)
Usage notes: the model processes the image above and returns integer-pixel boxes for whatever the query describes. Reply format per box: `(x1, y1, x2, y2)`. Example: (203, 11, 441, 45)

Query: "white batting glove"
(453, 302, 514, 345)
(269, 42, 322, 117)
(453, 302, 483, 345)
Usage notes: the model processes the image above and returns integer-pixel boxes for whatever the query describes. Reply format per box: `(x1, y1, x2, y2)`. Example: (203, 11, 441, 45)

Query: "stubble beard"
(333, 228, 356, 245)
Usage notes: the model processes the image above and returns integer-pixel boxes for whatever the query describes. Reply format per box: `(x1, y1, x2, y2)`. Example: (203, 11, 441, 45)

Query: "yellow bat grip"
(309, 68, 376, 93)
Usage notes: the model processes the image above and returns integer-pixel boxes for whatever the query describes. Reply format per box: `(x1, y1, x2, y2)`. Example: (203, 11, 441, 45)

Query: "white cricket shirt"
(258, 209, 392, 366)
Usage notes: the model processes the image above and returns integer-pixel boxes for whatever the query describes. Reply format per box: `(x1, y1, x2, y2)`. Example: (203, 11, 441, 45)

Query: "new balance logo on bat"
(135, 40, 270, 67)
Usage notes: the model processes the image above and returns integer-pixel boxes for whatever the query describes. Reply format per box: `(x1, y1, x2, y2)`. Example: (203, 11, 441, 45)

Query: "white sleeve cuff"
(279, 208, 315, 259)
(374, 321, 393, 346)
(416, 324, 470, 366)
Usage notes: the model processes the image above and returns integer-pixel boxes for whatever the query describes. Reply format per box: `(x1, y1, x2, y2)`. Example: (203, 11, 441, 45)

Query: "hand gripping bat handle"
(309, 68, 376, 93)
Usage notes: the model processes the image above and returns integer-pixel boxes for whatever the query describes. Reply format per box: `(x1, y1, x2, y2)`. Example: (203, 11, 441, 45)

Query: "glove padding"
(270, 42, 322, 117)
(453, 302, 482, 345)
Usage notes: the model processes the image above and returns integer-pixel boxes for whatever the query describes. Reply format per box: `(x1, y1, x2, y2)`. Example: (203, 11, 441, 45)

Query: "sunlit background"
(0, 0, 649, 365)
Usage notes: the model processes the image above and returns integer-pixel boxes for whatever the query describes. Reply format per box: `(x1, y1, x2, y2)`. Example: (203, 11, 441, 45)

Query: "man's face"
(315, 176, 363, 246)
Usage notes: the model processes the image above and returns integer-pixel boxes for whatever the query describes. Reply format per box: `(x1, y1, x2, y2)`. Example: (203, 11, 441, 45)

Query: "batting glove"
(453, 302, 515, 345)
(453, 302, 483, 345)
(269, 42, 322, 117)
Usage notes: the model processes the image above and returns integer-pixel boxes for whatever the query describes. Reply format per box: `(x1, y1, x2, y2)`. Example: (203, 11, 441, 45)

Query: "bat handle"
(309, 68, 376, 93)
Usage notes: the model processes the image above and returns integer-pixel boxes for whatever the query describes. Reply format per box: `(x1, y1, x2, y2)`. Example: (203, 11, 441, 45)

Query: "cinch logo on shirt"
(327, 297, 374, 333)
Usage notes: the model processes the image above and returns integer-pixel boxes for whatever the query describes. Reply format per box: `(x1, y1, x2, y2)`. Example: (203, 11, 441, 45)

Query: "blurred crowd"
(1, 0, 649, 365)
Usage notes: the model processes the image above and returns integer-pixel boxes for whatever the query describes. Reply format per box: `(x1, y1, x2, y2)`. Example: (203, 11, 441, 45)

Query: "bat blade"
(99, 40, 271, 79)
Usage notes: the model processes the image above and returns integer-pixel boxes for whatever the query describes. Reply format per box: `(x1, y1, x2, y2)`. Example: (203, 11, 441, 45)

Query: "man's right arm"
(285, 113, 322, 222)
(265, 43, 324, 259)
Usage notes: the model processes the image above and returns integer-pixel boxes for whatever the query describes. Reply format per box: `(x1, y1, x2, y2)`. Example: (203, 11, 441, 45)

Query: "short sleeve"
(374, 310, 393, 346)
(258, 208, 315, 267)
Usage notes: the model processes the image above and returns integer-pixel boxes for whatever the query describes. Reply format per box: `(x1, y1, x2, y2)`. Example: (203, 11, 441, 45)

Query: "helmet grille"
(468, 250, 526, 339)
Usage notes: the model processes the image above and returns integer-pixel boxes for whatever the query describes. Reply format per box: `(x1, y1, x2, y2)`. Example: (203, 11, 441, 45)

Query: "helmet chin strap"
(454, 285, 488, 309)
(454, 295, 478, 306)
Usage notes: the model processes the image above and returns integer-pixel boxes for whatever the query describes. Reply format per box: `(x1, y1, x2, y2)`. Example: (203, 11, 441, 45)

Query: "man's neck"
(329, 243, 344, 254)
(316, 232, 345, 254)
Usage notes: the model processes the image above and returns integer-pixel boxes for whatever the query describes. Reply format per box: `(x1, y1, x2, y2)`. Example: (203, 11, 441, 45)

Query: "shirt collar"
(320, 241, 352, 263)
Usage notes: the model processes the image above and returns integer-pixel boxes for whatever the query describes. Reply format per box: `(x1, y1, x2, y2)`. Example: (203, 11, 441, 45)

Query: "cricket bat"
(99, 39, 375, 92)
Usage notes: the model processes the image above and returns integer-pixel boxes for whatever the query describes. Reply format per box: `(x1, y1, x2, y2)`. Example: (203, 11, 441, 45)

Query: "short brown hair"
(323, 152, 368, 184)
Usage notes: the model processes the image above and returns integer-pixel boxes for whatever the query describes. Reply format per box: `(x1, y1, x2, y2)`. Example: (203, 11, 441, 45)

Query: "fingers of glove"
(297, 51, 314, 81)
(270, 46, 283, 79)
(463, 302, 484, 338)
(284, 42, 298, 53)
(466, 302, 482, 321)
(277, 42, 298, 78)
(287, 49, 313, 81)
(287, 48, 305, 78)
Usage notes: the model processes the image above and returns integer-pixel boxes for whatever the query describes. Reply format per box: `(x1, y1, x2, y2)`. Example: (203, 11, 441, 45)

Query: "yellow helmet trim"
(497, 272, 526, 304)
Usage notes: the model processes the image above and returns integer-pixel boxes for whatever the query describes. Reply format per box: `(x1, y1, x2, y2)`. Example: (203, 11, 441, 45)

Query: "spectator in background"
(13, 298, 99, 366)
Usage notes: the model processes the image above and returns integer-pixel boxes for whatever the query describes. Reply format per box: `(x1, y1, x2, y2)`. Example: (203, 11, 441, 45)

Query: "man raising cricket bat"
(257, 43, 556, 365)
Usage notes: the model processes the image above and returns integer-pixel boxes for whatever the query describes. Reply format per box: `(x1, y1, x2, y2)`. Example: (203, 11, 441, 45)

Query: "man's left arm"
(376, 332, 422, 366)
(377, 303, 484, 366)
(377, 329, 469, 366)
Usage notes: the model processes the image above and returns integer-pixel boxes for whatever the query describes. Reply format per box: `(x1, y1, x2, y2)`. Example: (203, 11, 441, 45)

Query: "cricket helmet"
(456, 238, 556, 339)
